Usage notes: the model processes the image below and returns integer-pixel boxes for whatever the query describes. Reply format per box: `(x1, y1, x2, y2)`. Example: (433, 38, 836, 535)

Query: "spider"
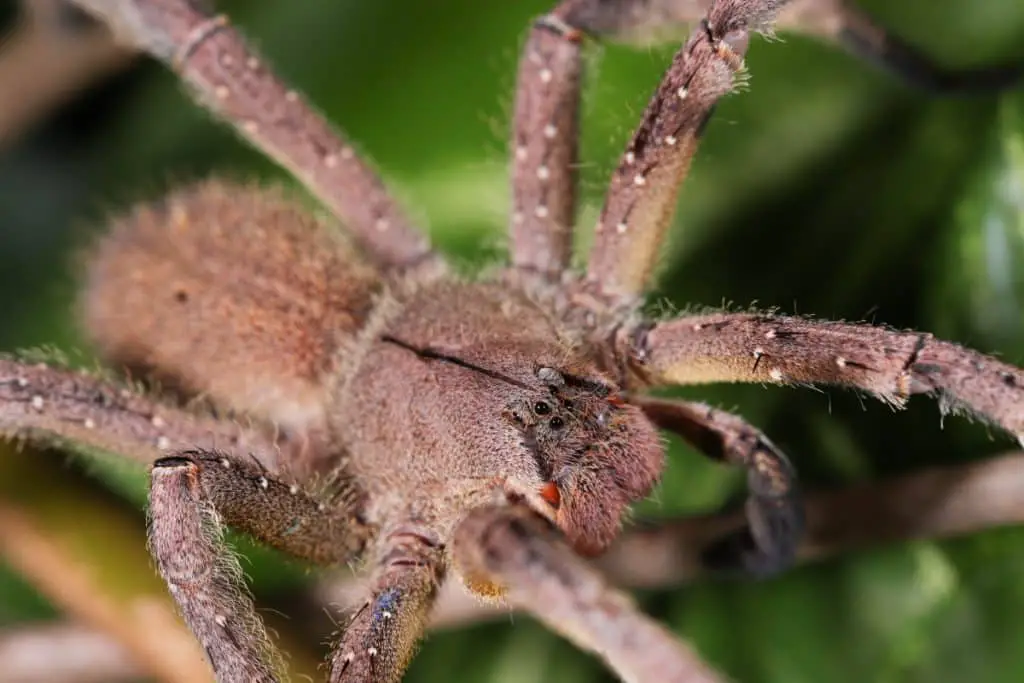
(1, 0, 1023, 681)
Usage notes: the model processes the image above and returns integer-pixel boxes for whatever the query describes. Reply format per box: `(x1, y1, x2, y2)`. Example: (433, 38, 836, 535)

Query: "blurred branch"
(0, 0, 133, 147)
(0, 622, 139, 683)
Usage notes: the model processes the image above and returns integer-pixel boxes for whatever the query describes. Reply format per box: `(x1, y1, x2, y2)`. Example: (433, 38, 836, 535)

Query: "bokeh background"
(1, 0, 1023, 681)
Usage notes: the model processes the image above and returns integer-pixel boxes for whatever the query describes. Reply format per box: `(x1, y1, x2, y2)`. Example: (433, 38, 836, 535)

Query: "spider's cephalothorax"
(3, 1, 1024, 682)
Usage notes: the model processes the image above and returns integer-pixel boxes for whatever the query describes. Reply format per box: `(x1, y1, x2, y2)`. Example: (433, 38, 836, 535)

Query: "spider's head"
(505, 365, 664, 556)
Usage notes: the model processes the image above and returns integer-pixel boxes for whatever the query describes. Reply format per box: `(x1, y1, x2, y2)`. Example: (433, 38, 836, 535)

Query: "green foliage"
(1, 1, 1023, 681)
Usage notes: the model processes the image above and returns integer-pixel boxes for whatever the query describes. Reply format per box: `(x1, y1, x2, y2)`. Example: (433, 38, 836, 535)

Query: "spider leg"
(65, 0, 438, 273)
(149, 451, 284, 683)
(328, 527, 443, 682)
(623, 313, 1024, 441)
(149, 449, 373, 682)
(453, 504, 724, 683)
(508, 13, 584, 278)
(581, 0, 785, 299)
(558, 0, 1023, 94)
(633, 395, 802, 576)
(0, 357, 286, 468)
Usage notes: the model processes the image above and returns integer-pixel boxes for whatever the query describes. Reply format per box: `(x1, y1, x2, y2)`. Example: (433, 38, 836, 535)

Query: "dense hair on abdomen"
(80, 179, 383, 432)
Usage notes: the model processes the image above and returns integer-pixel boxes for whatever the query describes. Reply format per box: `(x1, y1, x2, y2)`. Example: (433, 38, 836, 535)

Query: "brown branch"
(0, 2, 133, 147)
(0, 622, 140, 683)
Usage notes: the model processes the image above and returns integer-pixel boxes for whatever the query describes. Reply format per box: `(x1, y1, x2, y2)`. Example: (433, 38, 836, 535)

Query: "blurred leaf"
(930, 91, 1024, 352)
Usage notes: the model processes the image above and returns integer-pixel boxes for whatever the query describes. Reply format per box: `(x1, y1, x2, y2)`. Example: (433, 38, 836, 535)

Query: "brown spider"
(2, 0, 1023, 681)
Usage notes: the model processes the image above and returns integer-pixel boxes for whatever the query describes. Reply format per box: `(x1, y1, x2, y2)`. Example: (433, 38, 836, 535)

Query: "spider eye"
(534, 401, 551, 415)
(548, 416, 565, 430)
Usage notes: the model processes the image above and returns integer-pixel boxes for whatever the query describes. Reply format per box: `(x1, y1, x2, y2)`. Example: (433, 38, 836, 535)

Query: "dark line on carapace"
(380, 335, 532, 390)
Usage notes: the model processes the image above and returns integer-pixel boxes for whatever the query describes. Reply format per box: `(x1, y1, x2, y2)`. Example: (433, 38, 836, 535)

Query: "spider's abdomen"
(80, 179, 383, 436)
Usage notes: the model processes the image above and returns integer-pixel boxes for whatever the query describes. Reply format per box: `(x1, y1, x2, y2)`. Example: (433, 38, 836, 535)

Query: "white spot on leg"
(324, 153, 339, 168)
(30, 395, 43, 411)
(836, 356, 848, 369)
(367, 647, 378, 657)
(257, 476, 269, 490)
(156, 436, 171, 450)
(616, 221, 628, 234)
(214, 614, 228, 627)
(633, 174, 646, 187)
(214, 85, 229, 99)
(382, 611, 393, 620)
(536, 165, 550, 180)
(515, 145, 527, 162)
(340, 147, 355, 160)
(246, 57, 259, 70)
(16, 377, 28, 388)
(151, 415, 166, 429)
(375, 218, 390, 232)
(624, 152, 635, 165)
(665, 135, 678, 146)
(543, 124, 557, 139)
(753, 347, 764, 360)
(677, 86, 689, 100)
(534, 205, 549, 219)
(769, 368, 784, 382)
(289, 484, 299, 495)
(539, 68, 553, 84)
(83, 418, 96, 430)
(765, 329, 777, 339)
(512, 211, 524, 225)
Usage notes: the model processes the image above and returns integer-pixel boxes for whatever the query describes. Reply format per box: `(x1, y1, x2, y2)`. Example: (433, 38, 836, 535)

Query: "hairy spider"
(2, 0, 1023, 681)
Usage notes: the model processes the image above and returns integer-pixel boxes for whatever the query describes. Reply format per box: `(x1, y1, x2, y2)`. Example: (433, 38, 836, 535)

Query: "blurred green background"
(1, 0, 1024, 681)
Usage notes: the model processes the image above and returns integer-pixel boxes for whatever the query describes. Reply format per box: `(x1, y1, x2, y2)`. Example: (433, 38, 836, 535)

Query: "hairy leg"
(0, 357, 288, 468)
(623, 313, 1024, 440)
(582, 0, 783, 298)
(633, 395, 802, 575)
(328, 527, 443, 683)
(149, 452, 282, 683)
(509, 13, 583, 278)
(454, 504, 724, 683)
(149, 449, 372, 682)
(65, 0, 438, 272)
(558, 0, 1023, 93)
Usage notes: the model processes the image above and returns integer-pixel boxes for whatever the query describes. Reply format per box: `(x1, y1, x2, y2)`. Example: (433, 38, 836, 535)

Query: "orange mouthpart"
(539, 481, 561, 508)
